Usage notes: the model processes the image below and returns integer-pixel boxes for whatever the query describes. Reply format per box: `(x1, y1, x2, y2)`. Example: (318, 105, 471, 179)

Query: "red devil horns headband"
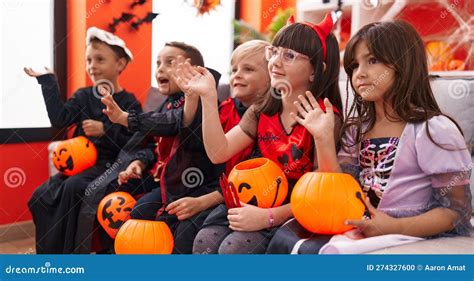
(286, 12, 337, 60)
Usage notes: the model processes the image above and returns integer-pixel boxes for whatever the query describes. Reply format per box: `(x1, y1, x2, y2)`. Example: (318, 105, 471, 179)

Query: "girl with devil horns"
(175, 13, 343, 254)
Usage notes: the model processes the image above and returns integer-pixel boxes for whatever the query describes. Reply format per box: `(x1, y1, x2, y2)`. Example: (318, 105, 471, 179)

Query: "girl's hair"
(342, 20, 464, 151)
(231, 40, 270, 67)
(259, 23, 342, 116)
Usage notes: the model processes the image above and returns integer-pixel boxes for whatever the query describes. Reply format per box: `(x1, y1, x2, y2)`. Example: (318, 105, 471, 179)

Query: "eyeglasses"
(265, 46, 310, 65)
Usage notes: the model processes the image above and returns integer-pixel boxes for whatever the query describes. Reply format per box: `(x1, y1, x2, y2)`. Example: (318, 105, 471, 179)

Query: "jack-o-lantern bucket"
(97, 192, 136, 239)
(291, 172, 366, 235)
(115, 219, 174, 254)
(228, 158, 288, 208)
(52, 136, 97, 176)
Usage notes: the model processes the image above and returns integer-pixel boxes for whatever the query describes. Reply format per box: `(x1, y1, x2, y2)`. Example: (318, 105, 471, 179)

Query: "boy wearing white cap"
(25, 27, 142, 254)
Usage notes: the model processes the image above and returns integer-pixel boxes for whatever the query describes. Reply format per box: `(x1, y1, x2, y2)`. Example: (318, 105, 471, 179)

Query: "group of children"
(26, 13, 472, 254)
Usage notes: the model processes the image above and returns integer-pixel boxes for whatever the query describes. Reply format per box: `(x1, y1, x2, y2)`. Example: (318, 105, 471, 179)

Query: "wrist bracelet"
(268, 208, 274, 228)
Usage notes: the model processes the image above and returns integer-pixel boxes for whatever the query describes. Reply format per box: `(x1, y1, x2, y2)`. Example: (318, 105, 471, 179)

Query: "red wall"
(0, 0, 298, 226)
(241, 0, 296, 32)
(0, 142, 50, 224)
(0, 0, 152, 226)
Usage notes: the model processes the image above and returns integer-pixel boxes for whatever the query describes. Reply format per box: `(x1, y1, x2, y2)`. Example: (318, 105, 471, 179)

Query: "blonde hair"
(231, 40, 270, 68)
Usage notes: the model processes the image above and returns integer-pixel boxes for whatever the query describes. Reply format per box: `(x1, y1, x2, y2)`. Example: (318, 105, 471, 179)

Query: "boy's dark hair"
(89, 37, 131, 62)
(165, 41, 204, 67)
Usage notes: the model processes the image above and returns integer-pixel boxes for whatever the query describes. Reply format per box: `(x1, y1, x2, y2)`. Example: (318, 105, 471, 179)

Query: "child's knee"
(266, 229, 289, 254)
(63, 175, 88, 195)
(193, 226, 229, 254)
(218, 231, 268, 254)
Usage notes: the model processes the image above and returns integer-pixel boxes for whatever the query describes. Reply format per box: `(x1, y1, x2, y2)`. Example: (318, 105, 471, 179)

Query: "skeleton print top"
(337, 116, 472, 237)
(359, 137, 400, 208)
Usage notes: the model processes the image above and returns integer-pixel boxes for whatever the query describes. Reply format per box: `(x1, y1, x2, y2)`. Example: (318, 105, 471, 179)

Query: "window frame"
(0, 0, 67, 143)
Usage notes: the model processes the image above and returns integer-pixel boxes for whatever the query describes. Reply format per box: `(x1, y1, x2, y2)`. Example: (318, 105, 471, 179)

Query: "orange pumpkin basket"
(228, 158, 288, 208)
(291, 172, 366, 235)
(52, 136, 97, 176)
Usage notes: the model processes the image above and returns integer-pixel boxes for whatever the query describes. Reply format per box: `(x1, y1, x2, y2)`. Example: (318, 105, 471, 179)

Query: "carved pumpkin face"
(228, 158, 288, 208)
(291, 172, 366, 234)
(97, 192, 136, 239)
(115, 219, 174, 254)
(53, 136, 97, 176)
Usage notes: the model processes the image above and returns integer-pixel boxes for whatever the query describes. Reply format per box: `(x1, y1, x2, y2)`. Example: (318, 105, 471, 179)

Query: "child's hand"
(343, 229, 365, 240)
(227, 202, 269, 232)
(166, 197, 204, 221)
(174, 57, 217, 99)
(291, 93, 335, 142)
(24, 67, 54, 77)
(101, 94, 129, 127)
(345, 198, 399, 238)
(173, 56, 198, 100)
(117, 160, 145, 185)
(82, 119, 104, 137)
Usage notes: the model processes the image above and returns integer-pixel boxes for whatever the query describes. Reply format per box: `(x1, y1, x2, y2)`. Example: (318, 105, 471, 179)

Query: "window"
(0, 0, 66, 143)
(151, 0, 235, 85)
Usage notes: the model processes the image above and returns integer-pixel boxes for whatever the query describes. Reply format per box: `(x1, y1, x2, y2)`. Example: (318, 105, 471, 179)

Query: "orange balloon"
(97, 192, 136, 239)
(291, 172, 366, 235)
(52, 136, 97, 176)
(426, 41, 453, 71)
(228, 158, 288, 208)
(447, 59, 465, 71)
(115, 219, 174, 254)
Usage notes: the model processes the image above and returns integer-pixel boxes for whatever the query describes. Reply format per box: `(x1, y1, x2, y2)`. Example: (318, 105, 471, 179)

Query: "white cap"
(86, 27, 133, 61)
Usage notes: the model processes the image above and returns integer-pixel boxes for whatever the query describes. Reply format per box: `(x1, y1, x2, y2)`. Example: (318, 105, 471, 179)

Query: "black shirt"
(36, 74, 142, 161)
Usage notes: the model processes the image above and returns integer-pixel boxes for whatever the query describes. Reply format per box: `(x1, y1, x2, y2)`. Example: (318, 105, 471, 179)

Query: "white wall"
(151, 0, 235, 86)
(0, 0, 54, 128)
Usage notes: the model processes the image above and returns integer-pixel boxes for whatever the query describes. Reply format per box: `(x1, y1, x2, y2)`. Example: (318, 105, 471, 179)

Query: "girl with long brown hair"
(268, 20, 471, 254)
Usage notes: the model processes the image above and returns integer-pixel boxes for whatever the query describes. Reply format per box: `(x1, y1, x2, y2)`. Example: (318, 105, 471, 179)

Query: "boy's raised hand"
(82, 119, 104, 137)
(24, 67, 54, 77)
(101, 94, 128, 127)
(173, 56, 193, 95)
(174, 56, 216, 99)
(291, 93, 335, 142)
